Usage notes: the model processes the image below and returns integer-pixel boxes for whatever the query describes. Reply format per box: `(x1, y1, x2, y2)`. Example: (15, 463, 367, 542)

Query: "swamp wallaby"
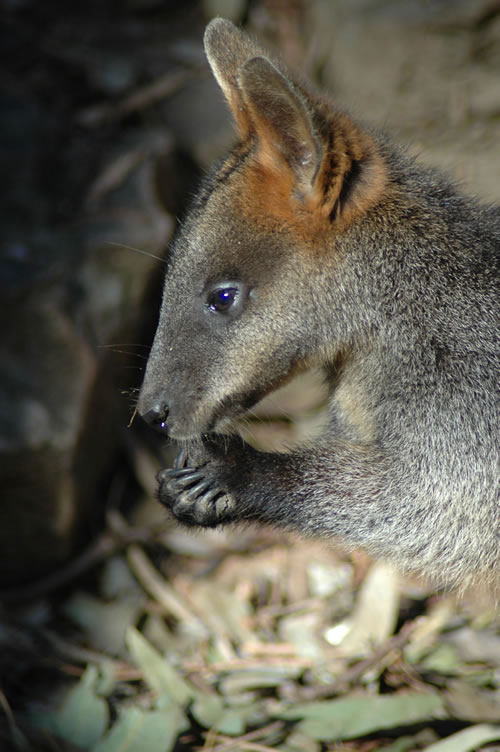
(138, 19, 499, 592)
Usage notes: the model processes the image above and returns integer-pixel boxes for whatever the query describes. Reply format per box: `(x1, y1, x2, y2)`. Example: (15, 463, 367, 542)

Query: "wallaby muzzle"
(139, 392, 170, 435)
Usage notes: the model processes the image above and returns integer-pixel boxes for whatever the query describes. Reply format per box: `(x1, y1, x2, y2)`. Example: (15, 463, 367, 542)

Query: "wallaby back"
(139, 19, 500, 593)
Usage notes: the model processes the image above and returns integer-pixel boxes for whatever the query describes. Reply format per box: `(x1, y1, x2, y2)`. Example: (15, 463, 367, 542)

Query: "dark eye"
(207, 287, 238, 313)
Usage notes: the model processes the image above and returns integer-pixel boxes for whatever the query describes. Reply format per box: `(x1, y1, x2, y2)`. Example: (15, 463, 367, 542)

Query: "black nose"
(139, 394, 169, 434)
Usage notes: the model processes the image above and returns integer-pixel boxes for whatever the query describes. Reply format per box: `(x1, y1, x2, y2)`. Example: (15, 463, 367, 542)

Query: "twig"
(126, 543, 207, 630)
(210, 742, 277, 752)
(202, 721, 284, 752)
(184, 656, 313, 674)
(42, 629, 126, 669)
(296, 620, 418, 700)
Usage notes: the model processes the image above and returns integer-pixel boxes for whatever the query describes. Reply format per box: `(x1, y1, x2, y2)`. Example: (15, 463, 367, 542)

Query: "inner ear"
(238, 56, 322, 190)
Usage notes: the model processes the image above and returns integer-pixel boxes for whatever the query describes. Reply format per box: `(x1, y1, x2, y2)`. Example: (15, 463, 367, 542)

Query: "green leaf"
(277, 729, 321, 752)
(125, 627, 193, 707)
(63, 592, 143, 656)
(190, 692, 225, 728)
(419, 643, 462, 674)
(31, 665, 109, 748)
(57, 665, 109, 747)
(424, 724, 500, 752)
(93, 705, 189, 752)
(213, 709, 246, 736)
(191, 693, 255, 736)
(95, 660, 118, 697)
(219, 667, 302, 694)
(275, 693, 445, 741)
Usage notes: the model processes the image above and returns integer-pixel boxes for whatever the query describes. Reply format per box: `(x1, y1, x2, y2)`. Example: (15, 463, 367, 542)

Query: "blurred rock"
(81, 130, 175, 346)
(305, 0, 500, 203)
(0, 297, 96, 584)
(0, 0, 209, 589)
(0, 127, 177, 587)
(162, 76, 234, 166)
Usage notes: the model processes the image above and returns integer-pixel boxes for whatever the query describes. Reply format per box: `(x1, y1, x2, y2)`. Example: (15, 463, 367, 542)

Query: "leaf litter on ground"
(19, 438, 500, 751)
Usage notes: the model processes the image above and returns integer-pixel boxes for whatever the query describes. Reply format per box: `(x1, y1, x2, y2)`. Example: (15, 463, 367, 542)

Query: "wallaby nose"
(139, 392, 170, 434)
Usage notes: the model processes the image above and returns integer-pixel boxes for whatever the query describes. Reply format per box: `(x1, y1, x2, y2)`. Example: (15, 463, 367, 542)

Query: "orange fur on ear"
(205, 18, 387, 233)
(311, 112, 388, 229)
(238, 56, 322, 192)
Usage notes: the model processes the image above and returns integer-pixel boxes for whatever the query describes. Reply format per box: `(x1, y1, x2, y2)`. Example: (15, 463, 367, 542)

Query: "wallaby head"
(139, 18, 387, 439)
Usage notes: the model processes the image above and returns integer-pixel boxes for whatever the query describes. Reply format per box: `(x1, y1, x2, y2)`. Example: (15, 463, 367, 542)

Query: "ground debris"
(16, 495, 500, 751)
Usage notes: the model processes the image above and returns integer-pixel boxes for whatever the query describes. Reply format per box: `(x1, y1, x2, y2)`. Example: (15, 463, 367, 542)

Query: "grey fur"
(139, 19, 499, 593)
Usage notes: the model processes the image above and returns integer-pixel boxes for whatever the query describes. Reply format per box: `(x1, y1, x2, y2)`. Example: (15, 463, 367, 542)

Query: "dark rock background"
(0, 0, 203, 586)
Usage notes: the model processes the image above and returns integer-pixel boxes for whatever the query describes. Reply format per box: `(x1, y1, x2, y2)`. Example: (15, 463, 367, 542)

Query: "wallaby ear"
(240, 55, 386, 226)
(205, 19, 387, 227)
(204, 18, 265, 137)
(238, 56, 322, 191)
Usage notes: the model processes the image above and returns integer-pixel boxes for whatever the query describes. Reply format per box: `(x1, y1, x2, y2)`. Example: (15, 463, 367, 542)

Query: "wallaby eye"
(207, 287, 238, 313)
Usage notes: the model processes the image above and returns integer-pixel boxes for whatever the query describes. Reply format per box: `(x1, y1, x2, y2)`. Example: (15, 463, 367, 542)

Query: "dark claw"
(166, 467, 202, 479)
(198, 486, 223, 504)
(184, 479, 213, 500)
(174, 449, 188, 469)
(169, 471, 206, 489)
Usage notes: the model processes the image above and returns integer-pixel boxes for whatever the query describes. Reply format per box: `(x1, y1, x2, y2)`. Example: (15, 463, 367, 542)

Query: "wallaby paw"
(157, 448, 236, 527)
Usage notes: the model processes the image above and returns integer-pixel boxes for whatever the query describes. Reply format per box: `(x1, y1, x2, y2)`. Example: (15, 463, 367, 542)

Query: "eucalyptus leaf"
(126, 626, 192, 706)
(95, 660, 118, 697)
(275, 693, 445, 741)
(93, 705, 189, 752)
(192, 695, 259, 735)
(278, 729, 321, 752)
(419, 643, 462, 674)
(63, 592, 143, 656)
(424, 724, 500, 752)
(190, 691, 225, 728)
(214, 708, 246, 735)
(31, 665, 109, 749)
(220, 666, 302, 694)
